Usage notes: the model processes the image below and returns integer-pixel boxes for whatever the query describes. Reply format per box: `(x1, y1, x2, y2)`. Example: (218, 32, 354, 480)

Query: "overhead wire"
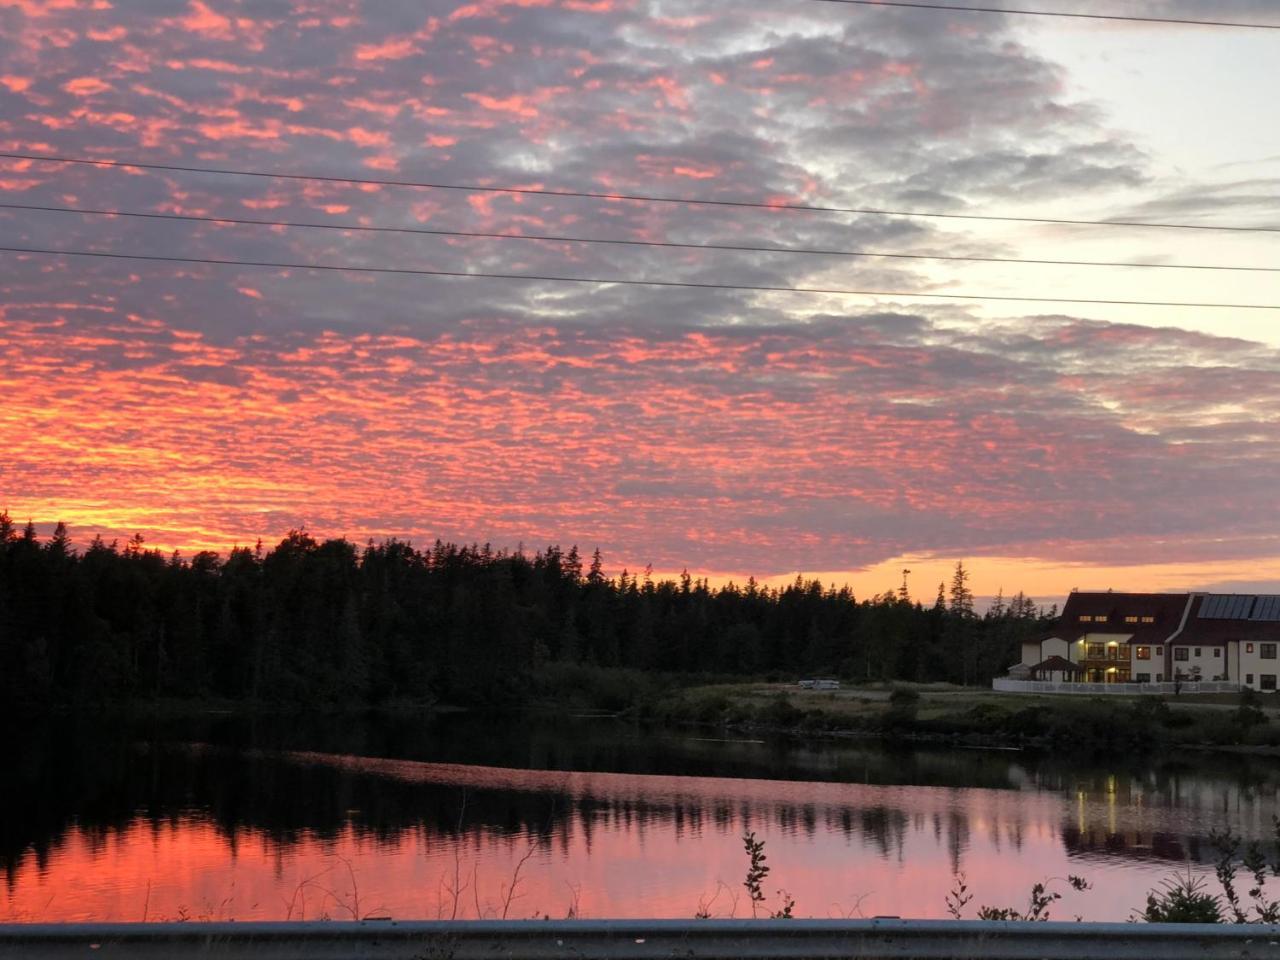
(4, 201, 1276, 274)
(4, 151, 1279, 235)
(2, 245, 1276, 311)
(799, 0, 1280, 30)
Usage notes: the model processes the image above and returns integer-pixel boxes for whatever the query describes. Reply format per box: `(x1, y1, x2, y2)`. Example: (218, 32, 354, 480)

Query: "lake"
(3, 712, 1279, 923)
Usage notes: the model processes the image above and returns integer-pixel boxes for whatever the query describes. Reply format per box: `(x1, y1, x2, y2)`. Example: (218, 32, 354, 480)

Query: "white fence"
(993, 678, 1241, 696)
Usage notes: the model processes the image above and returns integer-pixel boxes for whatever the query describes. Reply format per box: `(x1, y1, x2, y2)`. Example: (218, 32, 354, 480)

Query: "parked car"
(814, 678, 841, 690)
(797, 679, 817, 689)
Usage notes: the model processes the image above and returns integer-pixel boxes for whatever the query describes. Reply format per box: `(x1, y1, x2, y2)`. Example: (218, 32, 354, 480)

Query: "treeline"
(0, 513, 1054, 711)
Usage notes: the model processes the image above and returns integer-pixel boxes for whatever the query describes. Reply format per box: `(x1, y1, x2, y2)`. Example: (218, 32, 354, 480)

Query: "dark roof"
(1045, 592, 1280, 646)
(1030, 656, 1082, 675)
(1176, 595, 1280, 645)
(1054, 592, 1191, 643)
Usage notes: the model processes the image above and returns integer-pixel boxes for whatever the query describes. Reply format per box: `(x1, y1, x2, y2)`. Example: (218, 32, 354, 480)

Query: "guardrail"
(2, 919, 1280, 960)
(993, 678, 1241, 695)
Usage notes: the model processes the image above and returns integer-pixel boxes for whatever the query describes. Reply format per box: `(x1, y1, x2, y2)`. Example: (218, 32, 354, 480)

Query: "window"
(1248, 643, 1255, 654)
(1214, 648, 1221, 658)
(1142, 616, 1156, 623)
(1263, 644, 1277, 660)
(1137, 646, 1151, 660)
(1079, 615, 1093, 622)
(1156, 673, 1164, 682)
(1194, 647, 1202, 657)
(1175, 648, 1189, 661)
(1248, 674, 1255, 685)
(1136, 673, 1151, 683)
(1263, 675, 1277, 691)
(1117, 644, 1131, 660)
(1125, 616, 1139, 623)
(1087, 643, 1105, 659)
(1155, 646, 1164, 656)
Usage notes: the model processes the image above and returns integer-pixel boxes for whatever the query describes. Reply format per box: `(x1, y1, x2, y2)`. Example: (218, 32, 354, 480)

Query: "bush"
(760, 694, 803, 727)
(888, 687, 921, 708)
(1138, 874, 1221, 923)
(690, 693, 731, 723)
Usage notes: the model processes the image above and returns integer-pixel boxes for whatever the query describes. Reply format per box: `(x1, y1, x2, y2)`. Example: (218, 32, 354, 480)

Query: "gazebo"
(1028, 656, 1083, 683)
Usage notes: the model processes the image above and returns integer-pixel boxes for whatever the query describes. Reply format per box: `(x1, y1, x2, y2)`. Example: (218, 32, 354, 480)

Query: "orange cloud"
(63, 76, 112, 96)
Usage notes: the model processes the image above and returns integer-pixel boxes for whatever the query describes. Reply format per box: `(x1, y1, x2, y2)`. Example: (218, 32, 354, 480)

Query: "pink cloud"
(355, 38, 420, 61)
(63, 76, 112, 96)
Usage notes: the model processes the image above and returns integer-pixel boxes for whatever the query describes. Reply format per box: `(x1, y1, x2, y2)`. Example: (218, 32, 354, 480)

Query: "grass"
(647, 681, 1280, 755)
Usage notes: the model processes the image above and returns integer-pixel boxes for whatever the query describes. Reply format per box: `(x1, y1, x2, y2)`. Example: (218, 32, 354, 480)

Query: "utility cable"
(2, 245, 1275, 310)
(801, 0, 1280, 30)
(5, 151, 1279, 235)
(5, 201, 1276, 273)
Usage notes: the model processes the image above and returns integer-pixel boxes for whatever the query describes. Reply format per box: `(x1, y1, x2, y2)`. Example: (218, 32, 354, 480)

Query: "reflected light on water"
(6, 740, 1273, 923)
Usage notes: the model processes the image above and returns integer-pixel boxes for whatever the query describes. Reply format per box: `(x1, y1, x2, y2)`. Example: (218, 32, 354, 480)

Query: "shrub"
(888, 687, 921, 708)
(761, 694, 802, 727)
(1137, 874, 1221, 923)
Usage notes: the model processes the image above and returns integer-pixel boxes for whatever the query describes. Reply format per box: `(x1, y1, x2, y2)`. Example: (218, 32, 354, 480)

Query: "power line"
(802, 0, 1280, 30)
(5, 199, 1274, 273)
(5, 151, 1279, 235)
(2, 245, 1275, 311)
(6, 201, 1276, 274)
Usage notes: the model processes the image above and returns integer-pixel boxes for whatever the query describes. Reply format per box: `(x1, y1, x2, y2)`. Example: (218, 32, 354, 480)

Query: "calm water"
(4, 712, 1280, 923)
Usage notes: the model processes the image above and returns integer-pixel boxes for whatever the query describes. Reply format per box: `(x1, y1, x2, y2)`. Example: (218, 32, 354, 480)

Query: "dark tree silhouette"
(0, 520, 1054, 712)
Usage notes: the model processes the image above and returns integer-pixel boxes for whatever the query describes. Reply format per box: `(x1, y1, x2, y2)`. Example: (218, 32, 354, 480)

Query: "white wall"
(1021, 636, 1073, 668)
(1232, 639, 1280, 690)
(1169, 644, 1229, 682)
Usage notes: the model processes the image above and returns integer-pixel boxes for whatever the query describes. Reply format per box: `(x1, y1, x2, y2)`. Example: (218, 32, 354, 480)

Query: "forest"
(0, 513, 1055, 712)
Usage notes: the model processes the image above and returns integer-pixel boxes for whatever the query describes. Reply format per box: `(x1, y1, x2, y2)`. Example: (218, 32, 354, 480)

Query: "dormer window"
(1125, 616, 1139, 623)
(1142, 616, 1156, 623)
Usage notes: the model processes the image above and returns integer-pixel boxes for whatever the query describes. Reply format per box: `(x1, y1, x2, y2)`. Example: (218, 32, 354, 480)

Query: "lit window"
(1125, 616, 1139, 624)
(1136, 646, 1151, 661)
(1079, 615, 1091, 622)
(1142, 616, 1156, 623)
(1248, 644, 1255, 654)
(1087, 643, 1105, 659)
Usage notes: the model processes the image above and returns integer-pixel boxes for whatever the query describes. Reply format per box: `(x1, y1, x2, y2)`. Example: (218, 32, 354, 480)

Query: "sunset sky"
(2, 0, 1278, 603)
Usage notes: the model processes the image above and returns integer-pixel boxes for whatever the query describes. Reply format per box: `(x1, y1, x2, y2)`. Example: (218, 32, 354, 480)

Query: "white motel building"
(1013, 592, 1280, 691)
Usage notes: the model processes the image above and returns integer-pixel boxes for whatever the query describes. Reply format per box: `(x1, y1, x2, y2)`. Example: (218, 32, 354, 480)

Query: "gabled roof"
(1044, 592, 1280, 646)
(1030, 656, 1082, 675)
(1055, 592, 1190, 643)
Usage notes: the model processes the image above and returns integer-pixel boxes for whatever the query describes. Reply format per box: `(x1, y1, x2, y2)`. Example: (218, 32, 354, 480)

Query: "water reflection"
(3, 713, 1280, 922)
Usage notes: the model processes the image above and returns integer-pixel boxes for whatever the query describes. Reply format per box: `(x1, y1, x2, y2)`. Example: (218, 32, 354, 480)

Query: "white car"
(814, 678, 841, 690)
(797, 679, 817, 689)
